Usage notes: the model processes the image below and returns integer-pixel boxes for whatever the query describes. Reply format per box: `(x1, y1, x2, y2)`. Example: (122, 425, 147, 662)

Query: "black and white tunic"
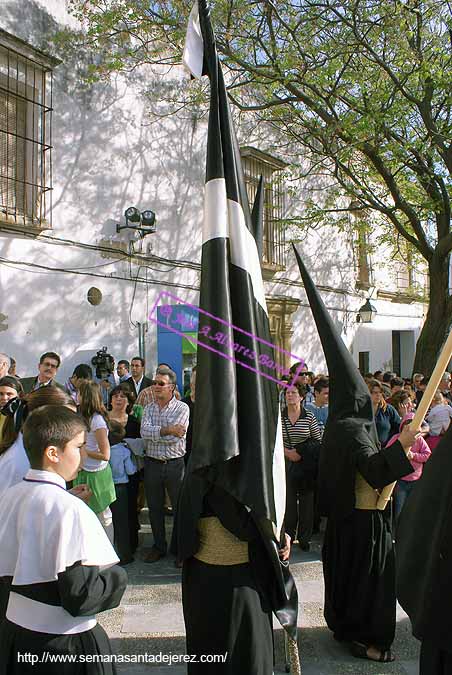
(0, 469, 127, 674)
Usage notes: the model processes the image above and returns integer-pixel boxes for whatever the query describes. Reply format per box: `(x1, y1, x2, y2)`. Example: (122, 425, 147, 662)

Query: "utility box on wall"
(156, 304, 199, 394)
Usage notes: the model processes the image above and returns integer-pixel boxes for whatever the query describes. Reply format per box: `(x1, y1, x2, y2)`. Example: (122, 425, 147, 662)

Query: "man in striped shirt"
(141, 366, 189, 564)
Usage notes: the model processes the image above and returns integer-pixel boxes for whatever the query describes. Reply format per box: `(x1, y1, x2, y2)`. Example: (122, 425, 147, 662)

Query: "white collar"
(25, 469, 67, 490)
(133, 375, 143, 388)
(0, 469, 119, 585)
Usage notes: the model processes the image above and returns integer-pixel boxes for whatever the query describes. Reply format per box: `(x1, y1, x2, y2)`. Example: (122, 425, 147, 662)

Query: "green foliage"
(64, 0, 452, 270)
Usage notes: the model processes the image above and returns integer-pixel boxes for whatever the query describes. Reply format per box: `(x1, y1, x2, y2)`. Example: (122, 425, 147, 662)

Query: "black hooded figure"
(397, 424, 452, 674)
(293, 245, 417, 662)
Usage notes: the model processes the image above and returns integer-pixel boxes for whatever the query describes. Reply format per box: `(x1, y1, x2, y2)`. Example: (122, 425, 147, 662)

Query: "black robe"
(0, 562, 127, 675)
(179, 484, 296, 674)
(321, 422, 413, 650)
(397, 425, 452, 674)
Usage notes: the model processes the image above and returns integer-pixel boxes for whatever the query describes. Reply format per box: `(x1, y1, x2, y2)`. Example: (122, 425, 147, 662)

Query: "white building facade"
(0, 0, 426, 389)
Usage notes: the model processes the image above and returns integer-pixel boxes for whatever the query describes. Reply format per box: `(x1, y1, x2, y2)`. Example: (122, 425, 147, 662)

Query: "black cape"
(396, 424, 452, 654)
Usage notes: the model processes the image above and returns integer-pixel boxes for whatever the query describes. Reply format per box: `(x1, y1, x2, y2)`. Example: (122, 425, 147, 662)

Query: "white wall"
(0, 0, 427, 383)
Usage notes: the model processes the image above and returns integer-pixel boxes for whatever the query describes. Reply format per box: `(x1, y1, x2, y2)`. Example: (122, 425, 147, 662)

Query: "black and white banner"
(183, 1, 285, 540)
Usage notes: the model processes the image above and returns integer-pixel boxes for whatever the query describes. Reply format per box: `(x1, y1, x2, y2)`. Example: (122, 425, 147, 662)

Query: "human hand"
(100, 380, 111, 390)
(285, 448, 301, 462)
(399, 423, 421, 452)
(279, 533, 291, 561)
(69, 484, 93, 503)
(172, 424, 186, 438)
(407, 449, 414, 460)
(399, 402, 410, 416)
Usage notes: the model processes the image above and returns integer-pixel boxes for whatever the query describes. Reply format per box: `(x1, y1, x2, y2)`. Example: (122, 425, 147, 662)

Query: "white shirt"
(0, 433, 30, 500)
(82, 413, 109, 471)
(427, 404, 452, 436)
(141, 396, 189, 460)
(132, 375, 144, 395)
(0, 468, 118, 585)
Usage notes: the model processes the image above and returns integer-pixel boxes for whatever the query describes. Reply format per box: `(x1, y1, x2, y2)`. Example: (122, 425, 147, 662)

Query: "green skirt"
(73, 464, 116, 514)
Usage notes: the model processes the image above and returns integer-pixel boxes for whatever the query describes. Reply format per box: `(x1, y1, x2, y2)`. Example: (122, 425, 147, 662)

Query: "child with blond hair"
(426, 391, 452, 450)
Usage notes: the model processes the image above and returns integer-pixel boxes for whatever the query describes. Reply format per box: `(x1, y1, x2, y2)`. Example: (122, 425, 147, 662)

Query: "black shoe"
(299, 542, 310, 552)
(143, 548, 166, 563)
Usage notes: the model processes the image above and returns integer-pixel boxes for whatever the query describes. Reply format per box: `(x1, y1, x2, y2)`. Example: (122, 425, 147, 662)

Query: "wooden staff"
(376, 330, 452, 510)
(286, 634, 301, 675)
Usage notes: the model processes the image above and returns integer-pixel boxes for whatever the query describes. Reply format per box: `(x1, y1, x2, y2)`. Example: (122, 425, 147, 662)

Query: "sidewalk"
(99, 516, 420, 674)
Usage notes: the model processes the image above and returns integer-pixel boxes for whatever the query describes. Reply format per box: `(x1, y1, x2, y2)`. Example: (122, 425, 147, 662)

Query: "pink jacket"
(386, 413, 431, 481)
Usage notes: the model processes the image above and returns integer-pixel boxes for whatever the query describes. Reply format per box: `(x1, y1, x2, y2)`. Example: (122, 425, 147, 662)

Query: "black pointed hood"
(293, 244, 380, 518)
(292, 244, 374, 423)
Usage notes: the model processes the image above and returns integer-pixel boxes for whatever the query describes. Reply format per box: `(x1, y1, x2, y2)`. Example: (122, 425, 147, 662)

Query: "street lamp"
(116, 207, 157, 235)
(357, 298, 377, 323)
(141, 210, 156, 231)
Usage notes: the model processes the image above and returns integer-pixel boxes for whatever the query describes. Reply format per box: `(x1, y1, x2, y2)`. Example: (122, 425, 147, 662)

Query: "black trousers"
(143, 457, 185, 555)
(285, 463, 314, 546)
(110, 483, 132, 562)
(127, 470, 142, 553)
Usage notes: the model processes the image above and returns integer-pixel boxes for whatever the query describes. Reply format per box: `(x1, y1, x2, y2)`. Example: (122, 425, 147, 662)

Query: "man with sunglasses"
(140, 366, 189, 564)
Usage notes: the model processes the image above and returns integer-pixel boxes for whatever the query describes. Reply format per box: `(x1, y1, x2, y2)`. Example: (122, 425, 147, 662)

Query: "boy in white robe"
(0, 405, 127, 674)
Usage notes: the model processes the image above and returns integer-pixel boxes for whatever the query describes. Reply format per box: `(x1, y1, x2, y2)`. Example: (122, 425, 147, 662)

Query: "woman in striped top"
(283, 383, 322, 552)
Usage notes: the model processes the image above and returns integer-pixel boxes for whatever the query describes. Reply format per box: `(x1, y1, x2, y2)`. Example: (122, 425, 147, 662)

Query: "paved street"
(99, 516, 420, 674)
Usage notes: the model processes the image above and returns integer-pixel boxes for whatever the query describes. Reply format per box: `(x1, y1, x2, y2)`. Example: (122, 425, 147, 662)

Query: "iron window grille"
(241, 147, 286, 268)
(394, 247, 415, 292)
(356, 229, 374, 287)
(0, 30, 56, 231)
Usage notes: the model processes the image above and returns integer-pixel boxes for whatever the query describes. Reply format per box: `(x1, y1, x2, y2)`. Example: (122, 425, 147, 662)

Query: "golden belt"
(194, 516, 249, 565)
(355, 472, 384, 511)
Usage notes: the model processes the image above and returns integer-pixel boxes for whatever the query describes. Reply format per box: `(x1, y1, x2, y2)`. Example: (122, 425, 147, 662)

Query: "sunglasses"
(154, 381, 172, 387)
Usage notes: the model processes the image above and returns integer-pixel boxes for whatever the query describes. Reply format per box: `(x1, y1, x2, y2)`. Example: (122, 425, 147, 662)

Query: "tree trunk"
(413, 255, 452, 375)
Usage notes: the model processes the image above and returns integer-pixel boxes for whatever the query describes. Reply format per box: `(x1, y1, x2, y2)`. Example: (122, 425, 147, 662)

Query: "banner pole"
(376, 330, 452, 509)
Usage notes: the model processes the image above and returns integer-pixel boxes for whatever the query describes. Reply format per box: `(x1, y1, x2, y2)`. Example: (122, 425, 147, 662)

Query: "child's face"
(56, 431, 86, 481)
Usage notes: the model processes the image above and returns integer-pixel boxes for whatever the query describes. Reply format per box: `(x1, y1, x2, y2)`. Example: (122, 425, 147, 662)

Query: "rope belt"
(194, 516, 249, 565)
(355, 472, 385, 511)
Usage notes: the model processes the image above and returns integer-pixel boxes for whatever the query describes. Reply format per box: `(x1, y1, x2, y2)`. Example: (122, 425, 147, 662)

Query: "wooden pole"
(376, 330, 452, 509)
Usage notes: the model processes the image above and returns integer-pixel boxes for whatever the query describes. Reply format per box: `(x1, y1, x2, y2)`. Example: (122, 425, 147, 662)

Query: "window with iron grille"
(241, 146, 286, 269)
(356, 229, 373, 287)
(0, 30, 55, 231)
(394, 247, 414, 292)
(349, 203, 374, 289)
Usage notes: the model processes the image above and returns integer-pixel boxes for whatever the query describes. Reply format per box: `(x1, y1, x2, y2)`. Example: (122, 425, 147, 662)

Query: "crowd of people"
(1, 350, 450, 567)
(279, 363, 452, 556)
(0, 347, 451, 673)
(0, 351, 196, 569)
